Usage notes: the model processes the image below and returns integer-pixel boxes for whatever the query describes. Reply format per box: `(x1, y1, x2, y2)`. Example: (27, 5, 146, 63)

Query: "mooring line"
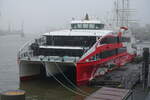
(41, 62, 88, 97)
(54, 62, 91, 96)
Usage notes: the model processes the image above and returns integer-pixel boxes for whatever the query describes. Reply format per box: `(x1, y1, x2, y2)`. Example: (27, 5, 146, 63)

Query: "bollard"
(142, 48, 149, 89)
(0, 90, 25, 100)
(143, 48, 149, 62)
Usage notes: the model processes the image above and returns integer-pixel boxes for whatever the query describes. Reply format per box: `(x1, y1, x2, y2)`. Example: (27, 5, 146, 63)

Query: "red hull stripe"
(76, 53, 135, 86)
(79, 43, 123, 63)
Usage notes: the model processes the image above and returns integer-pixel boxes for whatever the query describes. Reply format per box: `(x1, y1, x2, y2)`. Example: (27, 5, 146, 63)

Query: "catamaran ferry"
(17, 15, 136, 85)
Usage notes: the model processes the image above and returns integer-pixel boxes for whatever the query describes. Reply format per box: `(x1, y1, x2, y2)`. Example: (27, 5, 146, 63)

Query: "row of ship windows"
(46, 36, 96, 46)
(87, 47, 127, 62)
(100, 36, 131, 44)
(71, 23, 104, 29)
(45, 36, 130, 46)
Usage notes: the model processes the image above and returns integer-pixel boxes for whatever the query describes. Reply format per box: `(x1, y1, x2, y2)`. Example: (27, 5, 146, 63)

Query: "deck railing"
(17, 36, 46, 59)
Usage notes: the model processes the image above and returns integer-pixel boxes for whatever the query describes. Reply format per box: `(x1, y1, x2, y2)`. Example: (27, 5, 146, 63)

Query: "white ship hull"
(19, 60, 76, 80)
(19, 61, 42, 80)
(44, 62, 75, 76)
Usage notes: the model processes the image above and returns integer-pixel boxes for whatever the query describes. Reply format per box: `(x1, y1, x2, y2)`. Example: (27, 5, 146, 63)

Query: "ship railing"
(19, 50, 34, 59)
(17, 40, 34, 59)
(36, 36, 46, 46)
(39, 56, 80, 63)
(17, 35, 46, 59)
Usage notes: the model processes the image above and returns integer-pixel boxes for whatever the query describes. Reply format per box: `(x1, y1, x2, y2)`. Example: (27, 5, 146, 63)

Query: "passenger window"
(100, 37, 118, 44)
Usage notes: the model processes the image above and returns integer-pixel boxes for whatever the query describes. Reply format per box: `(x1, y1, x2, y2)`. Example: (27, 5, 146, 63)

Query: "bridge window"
(89, 24, 95, 29)
(83, 24, 89, 29)
(95, 24, 104, 29)
(71, 24, 78, 29)
(77, 24, 82, 29)
(71, 23, 104, 30)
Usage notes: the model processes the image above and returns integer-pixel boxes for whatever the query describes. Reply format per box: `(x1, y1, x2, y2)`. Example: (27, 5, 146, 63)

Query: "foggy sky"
(0, 0, 150, 33)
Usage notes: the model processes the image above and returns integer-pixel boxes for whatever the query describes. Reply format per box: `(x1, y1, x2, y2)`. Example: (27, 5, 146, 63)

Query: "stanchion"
(0, 90, 25, 100)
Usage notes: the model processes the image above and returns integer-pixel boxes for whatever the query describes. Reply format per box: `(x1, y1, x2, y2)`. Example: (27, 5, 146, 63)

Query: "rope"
(41, 62, 88, 97)
(54, 62, 91, 95)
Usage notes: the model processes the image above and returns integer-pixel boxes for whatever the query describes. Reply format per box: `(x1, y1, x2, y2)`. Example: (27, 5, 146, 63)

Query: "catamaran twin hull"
(18, 33, 135, 86)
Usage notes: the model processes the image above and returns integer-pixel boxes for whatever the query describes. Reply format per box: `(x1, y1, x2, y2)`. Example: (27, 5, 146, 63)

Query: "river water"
(0, 34, 97, 100)
(0, 34, 150, 100)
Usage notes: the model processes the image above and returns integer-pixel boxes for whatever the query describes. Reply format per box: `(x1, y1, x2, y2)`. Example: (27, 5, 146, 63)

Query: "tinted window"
(117, 47, 127, 54)
(77, 24, 82, 29)
(71, 24, 78, 29)
(88, 47, 127, 62)
(95, 49, 117, 59)
(101, 49, 117, 58)
(46, 36, 96, 47)
(89, 24, 95, 29)
(100, 37, 118, 44)
(95, 24, 104, 29)
(71, 23, 104, 30)
(83, 23, 89, 29)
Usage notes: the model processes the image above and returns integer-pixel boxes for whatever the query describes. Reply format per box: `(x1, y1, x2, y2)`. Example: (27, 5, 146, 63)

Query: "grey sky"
(0, 0, 149, 33)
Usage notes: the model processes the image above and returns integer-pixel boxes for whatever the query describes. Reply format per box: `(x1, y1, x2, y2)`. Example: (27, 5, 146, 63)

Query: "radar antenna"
(84, 13, 89, 20)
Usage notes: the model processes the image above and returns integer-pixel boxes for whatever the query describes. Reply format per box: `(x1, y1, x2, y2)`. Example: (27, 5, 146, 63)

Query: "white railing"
(17, 40, 34, 59)
(17, 35, 46, 59)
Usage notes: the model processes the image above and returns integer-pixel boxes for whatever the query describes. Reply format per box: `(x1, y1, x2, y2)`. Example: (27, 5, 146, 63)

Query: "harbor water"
(0, 34, 150, 100)
(0, 34, 96, 100)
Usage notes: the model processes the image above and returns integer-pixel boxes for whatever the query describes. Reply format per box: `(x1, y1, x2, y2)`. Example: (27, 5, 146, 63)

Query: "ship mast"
(113, 0, 136, 27)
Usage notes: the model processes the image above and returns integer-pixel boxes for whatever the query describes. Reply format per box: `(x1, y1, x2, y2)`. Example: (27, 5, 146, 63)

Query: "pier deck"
(90, 63, 141, 89)
(85, 87, 132, 100)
